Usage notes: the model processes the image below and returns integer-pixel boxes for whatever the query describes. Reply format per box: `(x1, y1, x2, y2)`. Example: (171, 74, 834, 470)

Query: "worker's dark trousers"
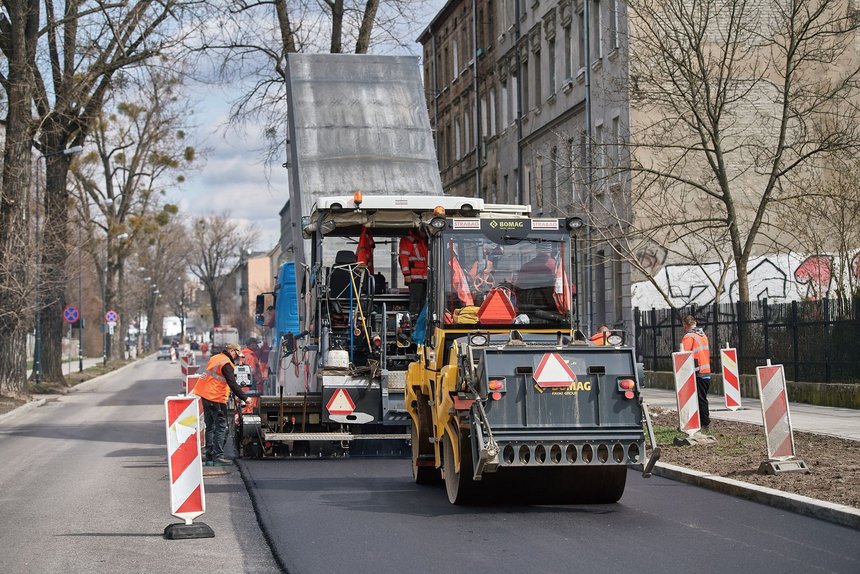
(202, 398, 228, 460)
(408, 280, 427, 318)
(696, 375, 711, 428)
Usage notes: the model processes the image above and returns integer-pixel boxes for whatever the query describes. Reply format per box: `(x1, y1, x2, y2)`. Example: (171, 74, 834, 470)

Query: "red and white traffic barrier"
(672, 351, 701, 434)
(164, 396, 213, 539)
(755, 361, 795, 459)
(184, 373, 202, 395)
(721, 346, 741, 411)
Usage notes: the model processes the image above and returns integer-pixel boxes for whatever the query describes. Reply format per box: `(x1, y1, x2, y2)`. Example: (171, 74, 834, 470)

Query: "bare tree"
(5, 1, 206, 383)
(69, 69, 198, 363)
(187, 213, 259, 327)
(0, 2, 39, 398)
(625, 0, 860, 303)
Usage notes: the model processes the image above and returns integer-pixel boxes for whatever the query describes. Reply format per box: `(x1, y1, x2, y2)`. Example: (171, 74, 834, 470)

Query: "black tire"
(443, 432, 479, 505)
(411, 424, 440, 484)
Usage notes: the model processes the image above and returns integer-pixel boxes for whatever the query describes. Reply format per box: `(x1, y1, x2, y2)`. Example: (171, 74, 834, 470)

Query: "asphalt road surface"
(241, 457, 860, 574)
(5, 357, 858, 574)
(0, 357, 279, 574)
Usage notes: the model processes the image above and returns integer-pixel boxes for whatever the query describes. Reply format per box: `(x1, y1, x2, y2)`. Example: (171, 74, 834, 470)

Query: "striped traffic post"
(755, 361, 808, 474)
(184, 373, 202, 395)
(163, 395, 214, 539)
(721, 345, 741, 411)
(672, 351, 701, 434)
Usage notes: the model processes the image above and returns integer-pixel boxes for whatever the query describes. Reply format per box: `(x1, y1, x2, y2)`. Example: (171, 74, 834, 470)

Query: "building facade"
(418, 0, 632, 330)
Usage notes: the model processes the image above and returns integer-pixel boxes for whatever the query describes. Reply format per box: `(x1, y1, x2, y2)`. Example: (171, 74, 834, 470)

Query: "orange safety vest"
(399, 232, 428, 281)
(356, 226, 375, 273)
(241, 347, 260, 380)
(193, 353, 233, 403)
(589, 332, 606, 345)
(682, 331, 711, 375)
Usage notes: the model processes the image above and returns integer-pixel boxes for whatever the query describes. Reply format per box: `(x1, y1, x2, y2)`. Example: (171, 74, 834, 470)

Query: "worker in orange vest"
(399, 228, 428, 319)
(589, 324, 609, 345)
(192, 342, 250, 466)
(681, 314, 712, 430)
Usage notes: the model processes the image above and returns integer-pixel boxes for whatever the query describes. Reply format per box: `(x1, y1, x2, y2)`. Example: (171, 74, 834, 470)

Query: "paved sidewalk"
(642, 387, 860, 441)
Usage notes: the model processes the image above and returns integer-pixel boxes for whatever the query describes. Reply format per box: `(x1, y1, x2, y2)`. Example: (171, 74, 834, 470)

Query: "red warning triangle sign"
(477, 288, 516, 324)
(326, 388, 356, 415)
(533, 353, 577, 388)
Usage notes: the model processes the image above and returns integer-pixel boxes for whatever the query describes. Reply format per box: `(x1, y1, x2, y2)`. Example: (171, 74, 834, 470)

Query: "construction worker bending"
(192, 342, 250, 466)
(589, 324, 609, 345)
(399, 228, 428, 319)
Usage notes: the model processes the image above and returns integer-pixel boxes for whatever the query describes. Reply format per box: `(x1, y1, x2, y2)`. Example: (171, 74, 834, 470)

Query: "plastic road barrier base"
(163, 521, 215, 540)
(758, 458, 811, 475)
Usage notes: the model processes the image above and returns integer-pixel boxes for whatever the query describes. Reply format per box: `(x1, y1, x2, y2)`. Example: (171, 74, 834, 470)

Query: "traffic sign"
(105, 310, 118, 322)
(63, 305, 80, 324)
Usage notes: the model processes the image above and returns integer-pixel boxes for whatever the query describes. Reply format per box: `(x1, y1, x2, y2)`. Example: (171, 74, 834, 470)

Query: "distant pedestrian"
(681, 314, 712, 430)
(191, 343, 250, 466)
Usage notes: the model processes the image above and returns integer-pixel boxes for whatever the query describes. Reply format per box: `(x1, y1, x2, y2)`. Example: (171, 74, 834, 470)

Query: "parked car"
(156, 345, 172, 360)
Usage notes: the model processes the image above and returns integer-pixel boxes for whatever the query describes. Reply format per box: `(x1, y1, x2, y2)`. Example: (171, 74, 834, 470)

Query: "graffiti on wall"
(632, 251, 860, 309)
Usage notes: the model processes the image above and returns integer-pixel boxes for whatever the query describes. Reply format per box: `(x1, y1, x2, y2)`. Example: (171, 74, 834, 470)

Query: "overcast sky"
(173, 6, 444, 251)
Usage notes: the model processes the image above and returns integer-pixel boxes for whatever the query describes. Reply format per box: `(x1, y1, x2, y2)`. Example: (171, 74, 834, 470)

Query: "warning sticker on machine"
(532, 353, 590, 394)
(326, 388, 356, 415)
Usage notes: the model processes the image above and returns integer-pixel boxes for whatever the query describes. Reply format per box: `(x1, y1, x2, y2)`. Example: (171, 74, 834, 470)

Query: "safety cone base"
(164, 521, 215, 540)
(758, 458, 810, 475)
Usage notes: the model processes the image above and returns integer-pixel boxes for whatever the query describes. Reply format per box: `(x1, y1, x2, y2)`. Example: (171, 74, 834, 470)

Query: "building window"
(550, 146, 559, 211)
(522, 60, 530, 111)
(535, 161, 543, 210)
(608, 0, 619, 51)
(481, 95, 488, 139)
(595, 122, 604, 184)
(487, 0, 495, 45)
(611, 115, 621, 181)
(520, 0, 527, 19)
(534, 50, 542, 104)
(501, 80, 509, 127)
(453, 36, 459, 80)
(564, 23, 572, 79)
(489, 87, 497, 136)
(548, 40, 556, 94)
(455, 119, 462, 160)
(577, 10, 585, 69)
(503, 174, 509, 203)
(511, 71, 518, 121)
(595, 250, 606, 325)
(613, 250, 623, 323)
(591, 0, 603, 60)
(464, 108, 470, 154)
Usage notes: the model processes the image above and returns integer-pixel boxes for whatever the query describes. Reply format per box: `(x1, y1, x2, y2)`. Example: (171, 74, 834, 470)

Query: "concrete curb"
(653, 461, 860, 530)
(0, 398, 47, 425)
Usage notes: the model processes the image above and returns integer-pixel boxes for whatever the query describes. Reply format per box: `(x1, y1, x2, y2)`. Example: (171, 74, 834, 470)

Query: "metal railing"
(633, 297, 860, 384)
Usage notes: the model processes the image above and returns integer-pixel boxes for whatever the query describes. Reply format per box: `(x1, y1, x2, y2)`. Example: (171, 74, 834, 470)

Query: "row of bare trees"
(0, 1, 424, 399)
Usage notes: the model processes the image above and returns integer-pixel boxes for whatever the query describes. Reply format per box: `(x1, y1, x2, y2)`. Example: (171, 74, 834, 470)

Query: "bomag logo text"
(490, 220, 524, 229)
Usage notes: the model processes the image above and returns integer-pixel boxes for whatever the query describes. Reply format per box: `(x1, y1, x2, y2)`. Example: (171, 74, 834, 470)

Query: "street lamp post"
(34, 145, 83, 384)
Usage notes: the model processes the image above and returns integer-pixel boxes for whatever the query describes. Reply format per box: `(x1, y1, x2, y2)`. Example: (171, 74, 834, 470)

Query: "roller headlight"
(606, 331, 625, 346)
(566, 217, 585, 231)
(469, 333, 489, 347)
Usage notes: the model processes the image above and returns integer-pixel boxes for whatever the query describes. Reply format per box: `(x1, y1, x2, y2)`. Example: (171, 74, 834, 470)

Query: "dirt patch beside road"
(650, 407, 860, 509)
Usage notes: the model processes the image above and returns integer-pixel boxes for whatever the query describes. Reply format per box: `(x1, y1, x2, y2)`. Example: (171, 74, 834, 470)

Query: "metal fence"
(633, 298, 860, 384)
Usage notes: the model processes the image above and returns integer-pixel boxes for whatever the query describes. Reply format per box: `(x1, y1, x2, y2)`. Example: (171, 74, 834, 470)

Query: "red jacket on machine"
(356, 226, 375, 273)
(399, 230, 428, 283)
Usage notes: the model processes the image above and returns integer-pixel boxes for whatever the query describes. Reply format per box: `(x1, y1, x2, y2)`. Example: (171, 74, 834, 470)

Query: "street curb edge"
(0, 398, 47, 425)
(653, 462, 860, 530)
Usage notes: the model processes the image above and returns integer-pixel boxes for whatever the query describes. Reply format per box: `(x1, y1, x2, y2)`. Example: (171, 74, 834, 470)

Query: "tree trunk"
(355, 0, 380, 54)
(210, 289, 221, 327)
(735, 253, 751, 303)
(330, 0, 344, 53)
(39, 143, 75, 383)
(0, 1, 39, 399)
